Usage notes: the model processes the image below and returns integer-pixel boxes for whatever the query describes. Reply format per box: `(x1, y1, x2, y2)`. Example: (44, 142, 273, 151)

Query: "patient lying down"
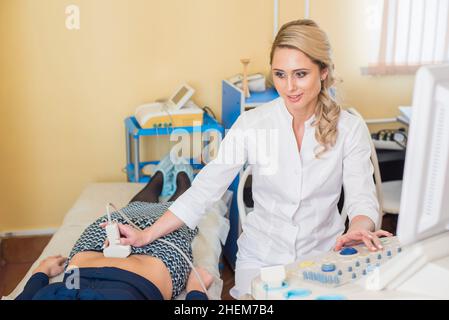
(16, 172, 214, 300)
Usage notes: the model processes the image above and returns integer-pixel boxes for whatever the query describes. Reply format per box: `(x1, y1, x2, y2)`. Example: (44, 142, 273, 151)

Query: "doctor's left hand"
(334, 229, 393, 252)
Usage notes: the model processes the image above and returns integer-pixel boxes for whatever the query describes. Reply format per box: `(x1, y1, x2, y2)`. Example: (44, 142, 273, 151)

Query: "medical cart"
(124, 113, 224, 183)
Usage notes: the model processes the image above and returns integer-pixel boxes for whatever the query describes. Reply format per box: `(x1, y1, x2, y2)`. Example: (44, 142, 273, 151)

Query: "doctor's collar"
(279, 99, 316, 129)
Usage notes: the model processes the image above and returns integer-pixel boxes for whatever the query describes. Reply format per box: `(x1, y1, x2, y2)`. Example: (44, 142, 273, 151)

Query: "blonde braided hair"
(270, 19, 341, 158)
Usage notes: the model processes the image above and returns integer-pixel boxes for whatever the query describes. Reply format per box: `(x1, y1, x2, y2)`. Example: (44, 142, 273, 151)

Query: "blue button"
(355, 261, 360, 267)
(322, 275, 328, 283)
(352, 273, 357, 279)
(398, 247, 402, 253)
(340, 247, 358, 255)
(366, 258, 370, 263)
(321, 263, 336, 272)
(337, 270, 343, 276)
(284, 289, 312, 299)
(377, 254, 382, 260)
(263, 281, 289, 291)
(348, 266, 353, 272)
(387, 250, 392, 257)
(316, 294, 347, 300)
(319, 274, 325, 283)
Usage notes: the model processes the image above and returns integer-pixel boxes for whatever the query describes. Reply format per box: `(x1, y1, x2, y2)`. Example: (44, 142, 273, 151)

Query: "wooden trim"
(361, 64, 420, 75)
(0, 228, 57, 238)
(361, 62, 449, 76)
(0, 238, 3, 266)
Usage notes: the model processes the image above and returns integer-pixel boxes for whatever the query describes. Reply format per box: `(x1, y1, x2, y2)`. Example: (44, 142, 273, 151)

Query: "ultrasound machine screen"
(397, 64, 449, 245)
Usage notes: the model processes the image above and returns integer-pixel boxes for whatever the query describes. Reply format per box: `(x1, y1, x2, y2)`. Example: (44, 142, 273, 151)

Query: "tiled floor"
(0, 214, 396, 300)
(220, 259, 235, 300)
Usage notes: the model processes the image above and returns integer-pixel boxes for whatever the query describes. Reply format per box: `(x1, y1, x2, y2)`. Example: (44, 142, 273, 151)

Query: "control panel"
(252, 237, 403, 300)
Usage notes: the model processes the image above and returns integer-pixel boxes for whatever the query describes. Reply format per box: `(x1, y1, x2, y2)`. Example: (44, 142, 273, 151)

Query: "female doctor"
(116, 19, 392, 298)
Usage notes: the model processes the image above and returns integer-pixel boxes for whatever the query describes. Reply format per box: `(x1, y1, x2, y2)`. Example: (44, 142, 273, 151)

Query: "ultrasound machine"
(251, 64, 449, 300)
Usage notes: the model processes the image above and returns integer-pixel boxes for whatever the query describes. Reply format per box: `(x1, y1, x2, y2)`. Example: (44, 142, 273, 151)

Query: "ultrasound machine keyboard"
(293, 237, 402, 287)
(251, 236, 403, 300)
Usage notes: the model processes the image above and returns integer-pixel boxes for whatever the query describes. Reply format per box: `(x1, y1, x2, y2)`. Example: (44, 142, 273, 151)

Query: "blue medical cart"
(221, 80, 279, 270)
(125, 113, 224, 183)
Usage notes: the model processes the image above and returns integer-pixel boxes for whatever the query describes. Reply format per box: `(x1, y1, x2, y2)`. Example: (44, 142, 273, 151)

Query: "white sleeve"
(342, 117, 381, 229)
(168, 114, 248, 229)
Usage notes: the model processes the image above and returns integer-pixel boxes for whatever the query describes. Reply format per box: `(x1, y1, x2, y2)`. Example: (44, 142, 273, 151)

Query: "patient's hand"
(100, 222, 150, 247)
(32, 255, 67, 277)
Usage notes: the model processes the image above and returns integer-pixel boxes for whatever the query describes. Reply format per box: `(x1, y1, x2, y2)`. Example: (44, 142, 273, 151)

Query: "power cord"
(202, 106, 216, 120)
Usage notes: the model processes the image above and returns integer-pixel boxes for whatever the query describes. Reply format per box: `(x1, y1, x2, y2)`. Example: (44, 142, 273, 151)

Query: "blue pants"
(16, 267, 208, 300)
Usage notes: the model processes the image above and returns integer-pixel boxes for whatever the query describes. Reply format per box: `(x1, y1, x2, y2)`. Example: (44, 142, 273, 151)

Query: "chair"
(346, 107, 403, 222)
(237, 165, 253, 234)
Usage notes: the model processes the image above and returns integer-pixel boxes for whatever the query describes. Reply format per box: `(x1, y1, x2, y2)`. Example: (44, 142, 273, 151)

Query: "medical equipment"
(396, 64, 449, 245)
(106, 202, 210, 298)
(240, 59, 251, 98)
(229, 73, 266, 93)
(251, 64, 449, 300)
(398, 106, 412, 124)
(125, 113, 223, 183)
(371, 128, 407, 150)
(102, 203, 131, 258)
(260, 265, 286, 288)
(252, 237, 403, 299)
(135, 84, 204, 129)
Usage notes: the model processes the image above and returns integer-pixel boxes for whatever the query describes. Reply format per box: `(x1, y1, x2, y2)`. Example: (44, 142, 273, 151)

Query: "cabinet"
(124, 113, 224, 182)
(221, 80, 279, 269)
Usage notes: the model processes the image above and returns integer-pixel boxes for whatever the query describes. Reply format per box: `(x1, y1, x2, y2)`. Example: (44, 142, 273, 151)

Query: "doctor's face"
(271, 47, 328, 114)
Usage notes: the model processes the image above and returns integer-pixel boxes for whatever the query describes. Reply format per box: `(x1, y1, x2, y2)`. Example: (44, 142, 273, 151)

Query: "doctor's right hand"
(99, 222, 152, 247)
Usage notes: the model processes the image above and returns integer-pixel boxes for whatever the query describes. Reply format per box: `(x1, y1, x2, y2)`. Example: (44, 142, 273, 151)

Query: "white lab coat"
(169, 97, 379, 298)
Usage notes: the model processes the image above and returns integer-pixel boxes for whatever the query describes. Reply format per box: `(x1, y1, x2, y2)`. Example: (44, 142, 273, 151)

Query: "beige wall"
(0, 0, 414, 232)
